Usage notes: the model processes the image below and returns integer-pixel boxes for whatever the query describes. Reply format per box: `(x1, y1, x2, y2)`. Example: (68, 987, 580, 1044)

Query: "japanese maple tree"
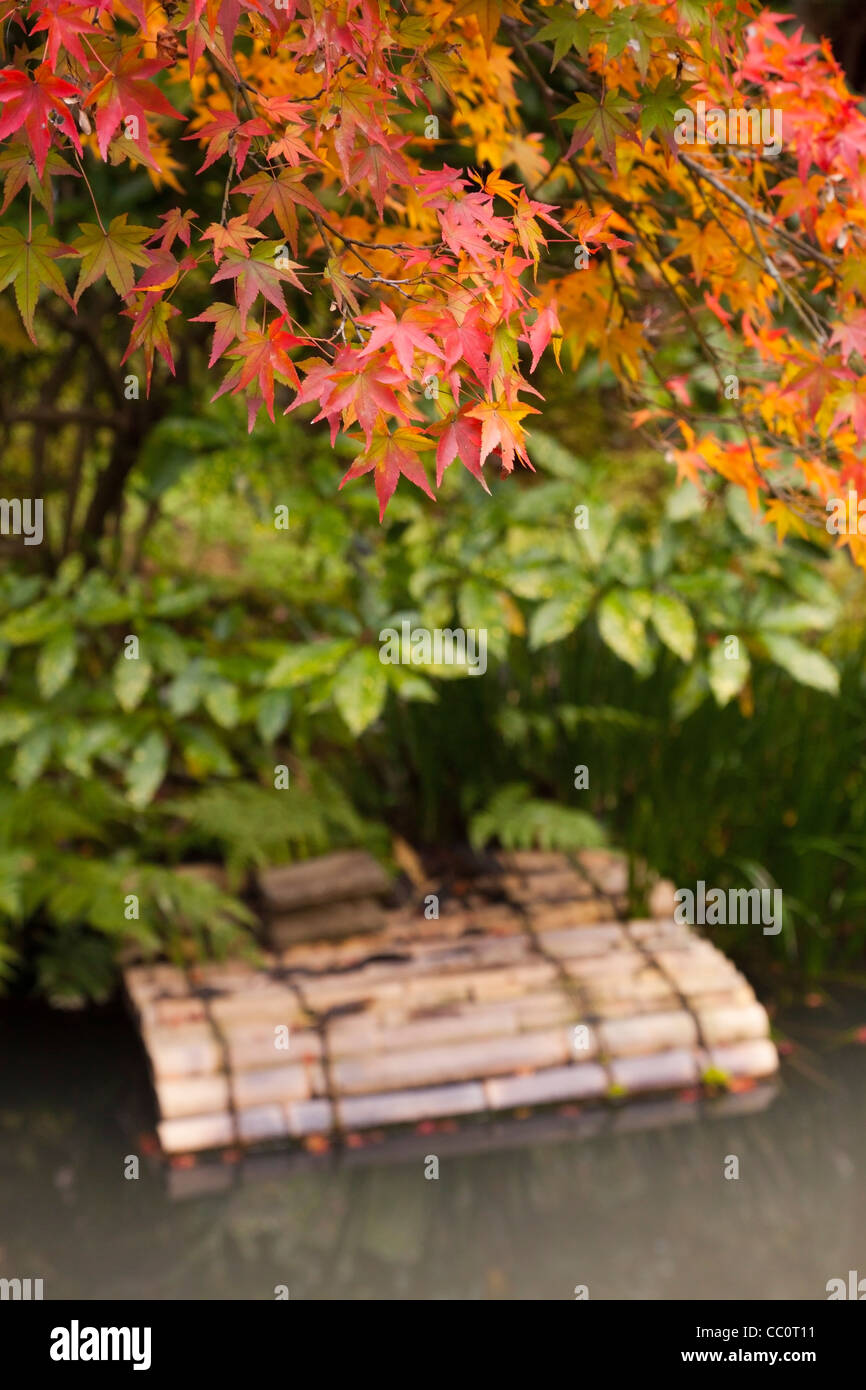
(1, 0, 865, 555)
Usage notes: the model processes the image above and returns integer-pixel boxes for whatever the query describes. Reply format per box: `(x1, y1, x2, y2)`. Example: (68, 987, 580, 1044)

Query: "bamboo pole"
(538, 924, 630, 959)
(609, 1047, 700, 1092)
(156, 1074, 229, 1119)
(224, 1023, 323, 1071)
(287, 1098, 334, 1136)
(527, 899, 625, 929)
(144, 1024, 223, 1079)
(336, 1081, 487, 1130)
(268, 897, 386, 946)
(506, 870, 597, 902)
(484, 1063, 608, 1109)
(332, 1026, 573, 1094)
(706, 1038, 779, 1077)
(696, 1002, 770, 1046)
(257, 851, 389, 913)
(596, 1009, 699, 1056)
(135, 996, 208, 1028)
(574, 850, 630, 895)
(232, 1062, 316, 1107)
(158, 1112, 235, 1154)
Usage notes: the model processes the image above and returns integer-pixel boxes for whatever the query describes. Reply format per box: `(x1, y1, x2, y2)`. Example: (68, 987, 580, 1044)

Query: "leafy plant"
(469, 783, 607, 854)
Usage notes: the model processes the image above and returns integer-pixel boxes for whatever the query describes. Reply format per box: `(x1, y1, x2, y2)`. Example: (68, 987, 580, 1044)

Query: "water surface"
(2, 991, 864, 1300)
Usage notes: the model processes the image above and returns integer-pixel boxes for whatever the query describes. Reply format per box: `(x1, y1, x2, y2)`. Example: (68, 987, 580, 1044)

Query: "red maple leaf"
(830, 382, 866, 445)
(183, 109, 238, 173)
(191, 301, 242, 366)
(768, 175, 822, 232)
(120, 292, 180, 390)
(210, 242, 307, 329)
(30, 5, 99, 73)
(233, 168, 324, 253)
(202, 215, 264, 264)
(512, 188, 563, 259)
(526, 301, 561, 372)
(184, 110, 269, 176)
(435, 410, 488, 490)
(258, 95, 310, 125)
(148, 207, 197, 253)
(329, 78, 396, 180)
(357, 304, 444, 377)
(439, 304, 492, 385)
(829, 311, 866, 366)
(346, 139, 411, 219)
(84, 48, 184, 159)
(340, 426, 434, 519)
(266, 126, 318, 166)
(0, 64, 82, 177)
(126, 252, 196, 304)
(285, 354, 343, 438)
(466, 398, 540, 473)
(664, 374, 691, 408)
(212, 316, 304, 423)
(704, 291, 734, 333)
(440, 197, 511, 263)
(783, 355, 852, 415)
(326, 354, 419, 444)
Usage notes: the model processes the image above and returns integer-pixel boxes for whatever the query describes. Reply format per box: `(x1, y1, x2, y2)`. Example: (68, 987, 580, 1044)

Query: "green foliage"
(1, 397, 863, 1000)
(0, 523, 393, 996)
(470, 785, 607, 854)
(162, 777, 379, 884)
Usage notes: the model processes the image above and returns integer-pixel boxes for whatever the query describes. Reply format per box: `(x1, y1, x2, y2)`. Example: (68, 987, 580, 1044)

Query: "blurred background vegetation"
(2, 363, 865, 1003)
(2, 0, 866, 1005)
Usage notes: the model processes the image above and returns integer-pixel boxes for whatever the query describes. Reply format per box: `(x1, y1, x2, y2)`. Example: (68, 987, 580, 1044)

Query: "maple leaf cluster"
(530, 3, 866, 564)
(0, 0, 864, 539)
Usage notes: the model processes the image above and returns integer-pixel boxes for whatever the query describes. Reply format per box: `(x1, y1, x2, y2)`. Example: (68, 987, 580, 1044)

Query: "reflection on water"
(1, 992, 864, 1300)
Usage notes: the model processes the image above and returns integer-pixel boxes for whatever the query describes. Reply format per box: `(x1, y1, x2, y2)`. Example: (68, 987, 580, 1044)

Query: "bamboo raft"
(124, 849, 779, 1160)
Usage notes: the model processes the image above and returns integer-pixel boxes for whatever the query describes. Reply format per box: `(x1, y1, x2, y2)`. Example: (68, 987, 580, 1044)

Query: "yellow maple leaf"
(761, 497, 810, 543)
(450, 0, 503, 55)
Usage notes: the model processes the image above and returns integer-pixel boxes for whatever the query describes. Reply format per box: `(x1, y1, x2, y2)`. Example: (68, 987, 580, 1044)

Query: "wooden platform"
(123, 850, 779, 1158)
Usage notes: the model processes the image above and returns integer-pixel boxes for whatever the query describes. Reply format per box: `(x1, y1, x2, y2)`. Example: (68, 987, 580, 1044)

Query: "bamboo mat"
(123, 849, 779, 1158)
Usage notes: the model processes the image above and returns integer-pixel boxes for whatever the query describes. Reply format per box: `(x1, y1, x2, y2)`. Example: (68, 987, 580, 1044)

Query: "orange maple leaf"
(466, 398, 539, 472)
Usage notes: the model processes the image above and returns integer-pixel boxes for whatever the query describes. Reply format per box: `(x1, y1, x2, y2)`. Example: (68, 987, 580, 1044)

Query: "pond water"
(2, 990, 864, 1300)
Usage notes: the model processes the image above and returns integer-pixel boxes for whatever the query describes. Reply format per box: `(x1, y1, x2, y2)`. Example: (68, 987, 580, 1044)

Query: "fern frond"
(469, 783, 606, 854)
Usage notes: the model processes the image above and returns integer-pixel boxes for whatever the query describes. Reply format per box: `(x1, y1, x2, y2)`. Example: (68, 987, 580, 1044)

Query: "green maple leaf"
(639, 76, 695, 144)
(629, 6, 681, 76)
(559, 91, 638, 172)
(535, 8, 598, 67)
(424, 44, 462, 96)
(0, 224, 74, 343)
(677, 0, 717, 28)
(71, 213, 152, 303)
(397, 14, 433, 46)
(0, 144, 78, 220)
(604, 5, 643, 60)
